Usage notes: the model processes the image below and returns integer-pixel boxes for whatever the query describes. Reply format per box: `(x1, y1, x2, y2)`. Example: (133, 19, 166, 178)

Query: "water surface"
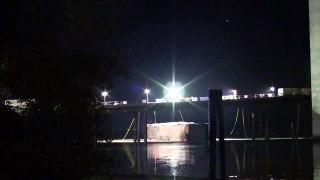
(100, 140, 317, 179)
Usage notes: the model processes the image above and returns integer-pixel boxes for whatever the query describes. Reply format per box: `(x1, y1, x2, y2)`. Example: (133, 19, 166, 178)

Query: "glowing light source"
(144, 89, 150, 94)
(270, 86, 275, 92)
(101, 91, 109, 105)
(164, 81, 185, 102)
(144, 89, 150, 103)
(270, 86, 276, 97)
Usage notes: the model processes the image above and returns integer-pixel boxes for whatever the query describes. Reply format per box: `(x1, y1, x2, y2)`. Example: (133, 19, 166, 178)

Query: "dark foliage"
(0, 0, 127, 178)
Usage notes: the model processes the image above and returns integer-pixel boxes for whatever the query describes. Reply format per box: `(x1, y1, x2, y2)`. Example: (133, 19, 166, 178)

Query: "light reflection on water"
(147, 144, 207, 177)
(104, 140, 318, 179)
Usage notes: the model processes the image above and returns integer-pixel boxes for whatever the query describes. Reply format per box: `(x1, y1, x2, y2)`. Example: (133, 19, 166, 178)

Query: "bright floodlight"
(164, 82, 184, 101)
(270, 86, 275, 92)
(169, 87, 178, 97)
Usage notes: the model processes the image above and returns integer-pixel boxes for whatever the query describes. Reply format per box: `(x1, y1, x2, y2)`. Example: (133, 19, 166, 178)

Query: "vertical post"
(154, 111, 157, 123)
(217, 90, 226, 180)
(265, 105, 269, 141)
(137, 112, 141, 144)
(296, 102, 301, 139)
(290, 104, 295, 140)
(209, 89, 225, 179)
(252, 111, 255, 141)
(143, 112, 147, 144)
(133, 112, 137, 144)
(208, 90, 217, 179)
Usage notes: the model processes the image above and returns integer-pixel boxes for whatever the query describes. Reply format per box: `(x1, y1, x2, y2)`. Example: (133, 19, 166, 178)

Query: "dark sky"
(1, 0, 311, 102)
(108, 0, 310, 102)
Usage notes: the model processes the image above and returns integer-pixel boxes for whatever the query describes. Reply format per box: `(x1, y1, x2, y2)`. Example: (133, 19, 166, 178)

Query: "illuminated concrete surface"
(310, 0, 320, 137)
(147, 122, 207, 143)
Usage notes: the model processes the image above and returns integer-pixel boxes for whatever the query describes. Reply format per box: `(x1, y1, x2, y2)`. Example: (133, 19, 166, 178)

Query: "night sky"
(2, 0, 311, 102)
(109, 0, 310, 102)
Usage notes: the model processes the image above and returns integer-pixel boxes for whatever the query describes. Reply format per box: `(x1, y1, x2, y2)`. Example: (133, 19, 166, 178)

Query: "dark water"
(98, 140, 319, 179)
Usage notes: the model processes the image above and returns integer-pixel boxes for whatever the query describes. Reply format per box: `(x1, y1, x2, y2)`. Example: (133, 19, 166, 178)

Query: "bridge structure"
(98, 95, 312, 144)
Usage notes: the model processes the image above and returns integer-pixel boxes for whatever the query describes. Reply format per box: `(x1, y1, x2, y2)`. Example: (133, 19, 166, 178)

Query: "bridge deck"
(99, 95, 310, 113)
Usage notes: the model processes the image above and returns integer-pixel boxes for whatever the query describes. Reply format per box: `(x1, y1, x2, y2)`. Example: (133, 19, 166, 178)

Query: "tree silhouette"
(0, 2, 127, 177)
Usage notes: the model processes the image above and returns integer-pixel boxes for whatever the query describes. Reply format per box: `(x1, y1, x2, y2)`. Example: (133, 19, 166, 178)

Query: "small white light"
(101, 91, 109, 105)
(144, 89, 150, 103)
(144, 89, 150, 94)
(270, 86, 275, 92)
(101, 91, 108, 97)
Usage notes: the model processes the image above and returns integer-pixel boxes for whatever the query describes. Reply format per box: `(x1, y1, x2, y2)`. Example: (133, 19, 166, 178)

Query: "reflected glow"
(148, 144, 192, 177)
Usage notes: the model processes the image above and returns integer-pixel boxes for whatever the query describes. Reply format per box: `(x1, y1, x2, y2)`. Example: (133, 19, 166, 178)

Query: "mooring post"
(290, 105, 295, 140)
(296, 102, 301, 139)
(265, 105, 269, 141)
(133, 112, 137, 144)
(217, 91, 226, 179)
(143, 111, 147, 144)
(154, 110, 157, 123)
(252, 111, 255, 141)
(209, 89, 225, 179)
(137, 111, 141, 144)
(208, 90, 217, 179)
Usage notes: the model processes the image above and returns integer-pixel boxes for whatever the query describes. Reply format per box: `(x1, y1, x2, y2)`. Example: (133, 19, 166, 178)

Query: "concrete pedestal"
(147, 122, 208, 143)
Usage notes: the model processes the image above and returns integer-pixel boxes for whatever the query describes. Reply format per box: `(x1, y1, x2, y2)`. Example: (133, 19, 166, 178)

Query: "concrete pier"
(309, 0, 320, 137)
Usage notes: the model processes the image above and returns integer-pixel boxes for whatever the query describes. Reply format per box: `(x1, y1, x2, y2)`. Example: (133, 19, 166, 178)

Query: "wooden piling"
(252, 111, 255, 141)
(208, 90, 217, 179)
(154, 110, 157, 123)
(290, 104, 296, 140)
(265, 105, 269, 141)
(137, 112, 141, 143)
(143, 111, 147, 144)
(296, 102, 301, 139)
(208, 89, 225, 179)
(133, 112, 137, 144)
(217, 94, 226, 179)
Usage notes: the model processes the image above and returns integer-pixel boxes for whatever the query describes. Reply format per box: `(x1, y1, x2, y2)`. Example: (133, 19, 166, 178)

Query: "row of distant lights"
(101, 89, 151, 97)
(229, 86, 275, 99)
(101, 88, 151, 103)
(101, 86, 276, 103)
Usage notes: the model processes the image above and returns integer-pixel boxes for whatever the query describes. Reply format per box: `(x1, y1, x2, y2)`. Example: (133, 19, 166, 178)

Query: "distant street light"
(101, 91, 109, 105)
(270, 86, 276, 97)
(144, 89, 150, 103)
(270, 86, 275, 92)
